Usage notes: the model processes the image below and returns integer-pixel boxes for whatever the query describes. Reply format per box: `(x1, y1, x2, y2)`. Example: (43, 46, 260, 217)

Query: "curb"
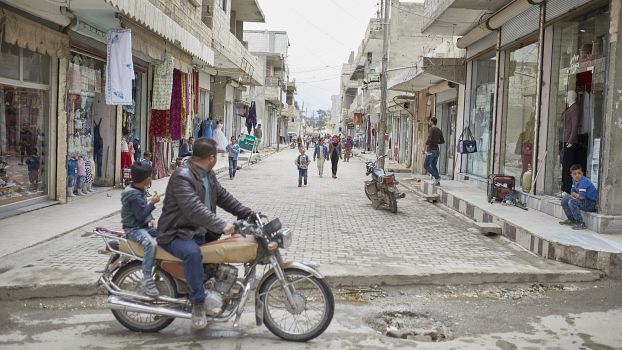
(415, 179, 622, 279)
(0, 269, 601, 301)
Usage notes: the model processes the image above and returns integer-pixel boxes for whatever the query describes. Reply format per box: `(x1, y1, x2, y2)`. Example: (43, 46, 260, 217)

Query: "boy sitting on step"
(121, 162, 161, 296)
(559, 164, 597, 230)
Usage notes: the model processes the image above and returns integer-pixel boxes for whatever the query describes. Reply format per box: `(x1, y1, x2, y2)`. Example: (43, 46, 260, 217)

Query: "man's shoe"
(559, 219, 575, 226)
(572, 222, 587, 230)
(433, 180, 441, 186)
(191, 303, 208, 329)
(143, 278, 159, 297)
(298, 184, 302, 187)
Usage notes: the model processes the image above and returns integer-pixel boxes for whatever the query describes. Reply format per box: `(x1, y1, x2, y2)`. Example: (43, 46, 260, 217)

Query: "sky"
(245, 0, 382, 116)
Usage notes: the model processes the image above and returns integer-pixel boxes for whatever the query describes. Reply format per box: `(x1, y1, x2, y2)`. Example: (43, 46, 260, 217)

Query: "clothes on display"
(121, 138, 133, 170)
(151, 138, 174, 179)
(105, 29, 134, 105)
(152, 57, 174, 110)
(213, 122, 228, 151)
(93, 118, 103, 178)
(247, 102, 257, 134)
(202, 118, 214, 139)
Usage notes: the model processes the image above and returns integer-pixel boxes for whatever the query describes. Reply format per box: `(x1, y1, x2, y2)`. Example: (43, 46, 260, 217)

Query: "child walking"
(295, 147, 310, 187)
(226, 136, 240, 179)
(121, 162, 161, 296)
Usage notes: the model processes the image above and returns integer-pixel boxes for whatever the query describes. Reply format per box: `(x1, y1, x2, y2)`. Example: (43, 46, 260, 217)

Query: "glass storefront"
(545, 6, 609, 195)
(437, 99, 457, 176)
(467, 51, 496, 177)
(501, 41, 539, 184)
(0, 43, 50, 206)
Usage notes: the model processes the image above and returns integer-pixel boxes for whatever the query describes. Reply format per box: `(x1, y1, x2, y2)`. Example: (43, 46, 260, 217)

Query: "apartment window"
(219, 0, 226, 11)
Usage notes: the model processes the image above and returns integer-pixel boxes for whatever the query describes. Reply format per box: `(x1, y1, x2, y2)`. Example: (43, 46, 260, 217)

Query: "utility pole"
(378, 0, 390, 169)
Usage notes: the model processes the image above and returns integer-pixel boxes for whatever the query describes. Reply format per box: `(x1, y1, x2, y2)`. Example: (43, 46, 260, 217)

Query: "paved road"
(0, 148, 596, 300)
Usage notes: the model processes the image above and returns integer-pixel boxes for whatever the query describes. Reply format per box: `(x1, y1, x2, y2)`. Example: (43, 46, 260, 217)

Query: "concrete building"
(419, 0, 622, 235)
(242, 30, 289, 148)
(202, 0, 265, 139)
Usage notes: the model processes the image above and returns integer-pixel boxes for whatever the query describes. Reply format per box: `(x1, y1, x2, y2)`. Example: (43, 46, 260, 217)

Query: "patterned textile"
(106, 29, 134, 105)
(85, 159, 94, 184)
(149, 109, 168, 137)
(170, 70, 182, 140)
(193, 71, 199, 113)
(152, 57, 174, 110)
(151, 138, 173, 179)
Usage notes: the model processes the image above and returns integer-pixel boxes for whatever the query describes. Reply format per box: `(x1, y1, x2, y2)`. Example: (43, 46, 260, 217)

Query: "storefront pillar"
(601, 0, 622, 218)
(56, 57, 68, 203)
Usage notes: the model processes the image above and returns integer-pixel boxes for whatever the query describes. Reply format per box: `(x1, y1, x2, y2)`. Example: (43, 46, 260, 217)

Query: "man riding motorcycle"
(156, 137, 254, 329)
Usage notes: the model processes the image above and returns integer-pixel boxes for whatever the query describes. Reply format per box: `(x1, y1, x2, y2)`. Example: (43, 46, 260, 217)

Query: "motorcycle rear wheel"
(387, 192, 398, 213)
(111, 261, 178, 333)
(259, 268, 335, 342)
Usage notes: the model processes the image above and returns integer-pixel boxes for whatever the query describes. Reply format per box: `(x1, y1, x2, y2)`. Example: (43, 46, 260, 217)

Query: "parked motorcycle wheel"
(259, 268, 334, 342)
(387, 192, 398, 213)
(364, 183, 373, 200)
(111, 261, 178, 333)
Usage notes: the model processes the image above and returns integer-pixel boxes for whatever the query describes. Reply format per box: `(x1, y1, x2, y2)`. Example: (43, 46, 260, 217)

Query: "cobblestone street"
(0, 148, 596, 296)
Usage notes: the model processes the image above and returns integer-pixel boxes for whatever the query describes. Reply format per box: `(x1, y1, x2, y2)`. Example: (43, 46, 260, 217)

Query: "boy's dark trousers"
(298, 168, 308, 186)
(331, 156, 339, 176)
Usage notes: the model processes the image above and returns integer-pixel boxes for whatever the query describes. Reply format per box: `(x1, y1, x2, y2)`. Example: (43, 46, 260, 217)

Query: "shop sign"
(238, 134, 256, 152)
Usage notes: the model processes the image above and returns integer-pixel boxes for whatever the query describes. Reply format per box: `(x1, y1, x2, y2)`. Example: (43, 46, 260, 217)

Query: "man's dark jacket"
(156, 160, 252, 245)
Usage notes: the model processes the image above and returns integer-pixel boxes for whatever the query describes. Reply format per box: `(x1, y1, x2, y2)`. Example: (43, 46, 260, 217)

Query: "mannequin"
(67, 155, 78, 198)
(76, 155, 87, 196)
(561, 90, 582, 193)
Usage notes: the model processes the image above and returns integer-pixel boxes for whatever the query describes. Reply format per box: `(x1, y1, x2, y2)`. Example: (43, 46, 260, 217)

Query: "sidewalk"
(353, 149, 411, 173)
(399, 176, 622, 278)
(0, 147, 277, 258)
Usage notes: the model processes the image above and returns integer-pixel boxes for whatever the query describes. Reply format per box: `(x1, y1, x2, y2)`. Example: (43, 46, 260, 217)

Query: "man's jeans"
(424, 150, 440, 180)
(298, 168, 308, 185)
(228, 157, 237, 178)
(127, 228, 157, 280)
(162, 236, 208, 305)
(561, 196, 597, 224)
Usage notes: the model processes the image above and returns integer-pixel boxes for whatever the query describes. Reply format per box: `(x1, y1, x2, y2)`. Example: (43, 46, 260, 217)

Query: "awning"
(388, 57, 465, 93)
(1, 8, 70, 58)
(104, 0, 214, 66)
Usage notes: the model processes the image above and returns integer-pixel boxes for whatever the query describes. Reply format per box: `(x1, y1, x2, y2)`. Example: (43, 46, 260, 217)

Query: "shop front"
(434, 88, 458, 177)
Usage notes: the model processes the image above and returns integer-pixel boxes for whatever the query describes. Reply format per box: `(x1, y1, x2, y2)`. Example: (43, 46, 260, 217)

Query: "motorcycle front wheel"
(111, 261, 178, 332)
(259, 268, 334, 342)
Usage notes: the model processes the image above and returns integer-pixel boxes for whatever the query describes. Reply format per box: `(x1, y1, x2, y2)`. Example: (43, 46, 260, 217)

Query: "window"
(466, 51, 496, 177)
(0, 44, 50, 85)
(219, 0, 226, 11)
(500, 41, 539, 184)
(0, 43, 20, 80)
(23, 48, 50, 84)
(545, 6, 608, 195)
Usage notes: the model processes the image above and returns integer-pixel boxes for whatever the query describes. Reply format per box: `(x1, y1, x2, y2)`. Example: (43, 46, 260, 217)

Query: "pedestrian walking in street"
(328, 135, 342, 179)
(313, 138, 329, 177)
(226, 136, 240, 179)
(295, 147, 311, 187)
(254, 124, 263, 151)
(121, 162, 161, 297)
(559, 164, 598, 230)
(344, 136, 354, 162)
(179, 136, 194, 157)
(424, 117, 444, 186)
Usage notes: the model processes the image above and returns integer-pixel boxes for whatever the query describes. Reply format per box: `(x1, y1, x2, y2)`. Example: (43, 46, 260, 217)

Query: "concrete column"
(601, 0, 622, 216)
(56, 57, 68, 203)
(454, 83, 466, 179)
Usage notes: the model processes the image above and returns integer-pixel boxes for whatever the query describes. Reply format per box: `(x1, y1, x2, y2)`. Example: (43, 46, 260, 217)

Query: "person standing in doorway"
(226, 136, 240, 180)
(254, 124, 263, 151)
(328, 135, 342, 179)
(314, 138, 329, 177)
(424, 117, 444, 186)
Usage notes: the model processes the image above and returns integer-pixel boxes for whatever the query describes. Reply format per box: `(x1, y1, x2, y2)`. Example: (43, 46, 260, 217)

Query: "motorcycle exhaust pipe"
(107, 296, 192, 319)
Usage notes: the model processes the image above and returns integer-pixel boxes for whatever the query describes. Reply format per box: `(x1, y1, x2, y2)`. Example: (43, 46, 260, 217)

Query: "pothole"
(367, 311, 452, 342)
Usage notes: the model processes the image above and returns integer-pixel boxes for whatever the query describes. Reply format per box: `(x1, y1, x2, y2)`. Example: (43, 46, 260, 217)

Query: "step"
(422, 193, 440, 203)
(415, 179, 622, 279)
(476, 222, 503, 235)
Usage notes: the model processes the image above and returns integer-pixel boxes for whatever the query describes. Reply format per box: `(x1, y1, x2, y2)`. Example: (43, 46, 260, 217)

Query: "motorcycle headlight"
(275, 229, 294, 249)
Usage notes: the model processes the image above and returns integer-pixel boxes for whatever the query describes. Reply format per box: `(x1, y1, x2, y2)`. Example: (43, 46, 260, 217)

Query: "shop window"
(500, 41, 539, 184)
(0, 85, 50, 205)
(0, 43, 20, 80)
(219, 0, 226, 11)
(466, 51, 496, 177)
(545, 6, 608, 196)
(23, 48, 50, 84)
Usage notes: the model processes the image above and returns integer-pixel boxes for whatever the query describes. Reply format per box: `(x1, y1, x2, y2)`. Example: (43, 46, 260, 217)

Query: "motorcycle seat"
(118, 235, 258, 264)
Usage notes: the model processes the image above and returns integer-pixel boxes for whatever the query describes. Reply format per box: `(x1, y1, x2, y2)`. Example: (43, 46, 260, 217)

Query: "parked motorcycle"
(364, 155, 406, 213)
(95, 214, 334, 342)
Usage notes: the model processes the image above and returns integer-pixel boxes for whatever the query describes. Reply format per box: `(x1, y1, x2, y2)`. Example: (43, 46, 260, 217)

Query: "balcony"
(422, 0, 512, 35)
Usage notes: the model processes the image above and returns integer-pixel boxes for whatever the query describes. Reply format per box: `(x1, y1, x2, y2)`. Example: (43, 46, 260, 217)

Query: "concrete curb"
(412, 179, 622, 279)
(0, 269, 601, 301)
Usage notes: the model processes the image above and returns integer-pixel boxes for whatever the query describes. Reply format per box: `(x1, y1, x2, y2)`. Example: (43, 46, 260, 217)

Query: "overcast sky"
(246, 0, 381, 115)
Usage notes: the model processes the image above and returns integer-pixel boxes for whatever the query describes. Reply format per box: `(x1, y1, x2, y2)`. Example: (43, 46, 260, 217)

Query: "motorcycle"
(94, 214, 334, 342)
(364, 155, 406, 213)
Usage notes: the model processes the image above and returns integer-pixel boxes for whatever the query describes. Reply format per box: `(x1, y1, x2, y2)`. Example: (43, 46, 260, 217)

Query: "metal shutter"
(546, 0, 591, 22)
(466, 32, 497, 59)
(500, 5, 540, 46)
